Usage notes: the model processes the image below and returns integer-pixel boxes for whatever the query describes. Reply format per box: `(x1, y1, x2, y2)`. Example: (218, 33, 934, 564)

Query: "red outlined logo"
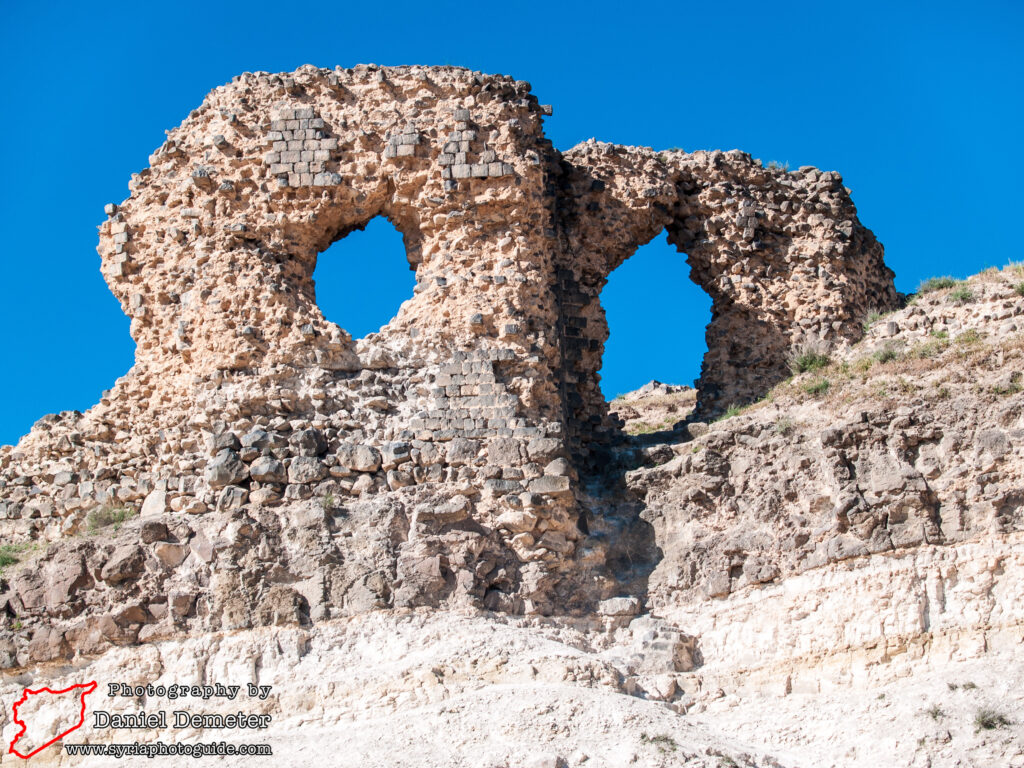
(8, 681, 97, 759)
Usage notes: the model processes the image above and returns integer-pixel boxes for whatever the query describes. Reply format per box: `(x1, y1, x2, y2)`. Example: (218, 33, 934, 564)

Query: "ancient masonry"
(0, 65, 898, 662)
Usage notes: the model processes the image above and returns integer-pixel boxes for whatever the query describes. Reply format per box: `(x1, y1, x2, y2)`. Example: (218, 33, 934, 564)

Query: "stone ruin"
(0, 65, 899, 660)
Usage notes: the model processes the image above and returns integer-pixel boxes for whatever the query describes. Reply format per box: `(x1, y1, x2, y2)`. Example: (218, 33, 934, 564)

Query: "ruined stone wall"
(0, 65, 898, 651)
(555, 142, 897, 456)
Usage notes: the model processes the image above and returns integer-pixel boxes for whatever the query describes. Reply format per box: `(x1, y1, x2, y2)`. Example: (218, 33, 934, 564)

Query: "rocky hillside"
(1, 265, 1021, 767)
(0, 65, 1019, 767)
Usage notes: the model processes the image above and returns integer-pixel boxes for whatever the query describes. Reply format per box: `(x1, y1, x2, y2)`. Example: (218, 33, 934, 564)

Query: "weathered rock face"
(0, 64, 897, 663)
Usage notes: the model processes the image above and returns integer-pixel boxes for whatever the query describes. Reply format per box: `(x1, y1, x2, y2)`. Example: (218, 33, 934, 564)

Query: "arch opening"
(312, 216, 417, 339)
(600, 232, 712, 434)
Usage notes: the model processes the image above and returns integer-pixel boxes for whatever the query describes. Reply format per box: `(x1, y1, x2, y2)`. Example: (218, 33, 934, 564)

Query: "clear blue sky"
(1, 0, 1021, 444)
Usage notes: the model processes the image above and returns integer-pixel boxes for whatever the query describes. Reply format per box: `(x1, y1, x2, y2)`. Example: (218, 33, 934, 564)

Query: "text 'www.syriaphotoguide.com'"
(64, 741, 272, 758)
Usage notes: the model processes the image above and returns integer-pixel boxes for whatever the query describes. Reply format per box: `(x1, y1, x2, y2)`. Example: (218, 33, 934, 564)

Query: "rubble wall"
(0, 65, 898, 663)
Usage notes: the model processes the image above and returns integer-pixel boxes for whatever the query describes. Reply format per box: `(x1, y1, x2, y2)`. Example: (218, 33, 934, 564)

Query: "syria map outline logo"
(7, 681, 97, 759)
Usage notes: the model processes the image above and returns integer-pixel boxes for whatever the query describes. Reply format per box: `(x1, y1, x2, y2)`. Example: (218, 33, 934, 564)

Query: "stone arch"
(598, 232, 712, 399)
(97, 65, 555, 382)
(1, 64, 902, 625)
(312, 215, 419, 342)
(556, 141, 897, 456)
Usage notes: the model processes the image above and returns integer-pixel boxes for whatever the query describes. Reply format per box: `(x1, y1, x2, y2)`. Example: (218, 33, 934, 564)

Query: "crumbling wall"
(0, 65, 898, 661)
(555, 142, 898, 456)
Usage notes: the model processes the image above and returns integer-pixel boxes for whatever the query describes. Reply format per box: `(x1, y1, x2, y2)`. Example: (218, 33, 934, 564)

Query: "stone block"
(250, 456, 286, 483)
(381, 441, 412, 470)
(597, 596, 641, 617)
(294, 428, 328, 456)
(528, 475, 571, 496)
(140, 489, 167, 518)
(496, 507, 537, 533)
(488, 437, 523, 466)
(337, 443, 381, 472)
(288, 456, 327, 484)
(206, 449, 249, 488)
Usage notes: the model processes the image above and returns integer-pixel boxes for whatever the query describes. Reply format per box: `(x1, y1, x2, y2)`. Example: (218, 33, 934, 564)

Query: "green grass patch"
(853, 356, 875, 373)
(715, 403, 744, 421)
(873, 343, 902, 364)
(974, 707, 1012, 731)
(803, 378, 830, 396)
(640, 733, 678, 754)
(910, 338, 949, 359)
(626, 417, 677, 435)
(0, 542, 41, 574)
(954, 329, 984, 346)
(992, 372, 1023, 395)
(862, 309, 884, 333)
(86, 505, 136, 534)
(917, 276, 961, 293)
(948, 285, 975, 303)
(789, 351, 830, 375)
(0, 548, 19, 570)
(1014, 282, 1024, 297)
